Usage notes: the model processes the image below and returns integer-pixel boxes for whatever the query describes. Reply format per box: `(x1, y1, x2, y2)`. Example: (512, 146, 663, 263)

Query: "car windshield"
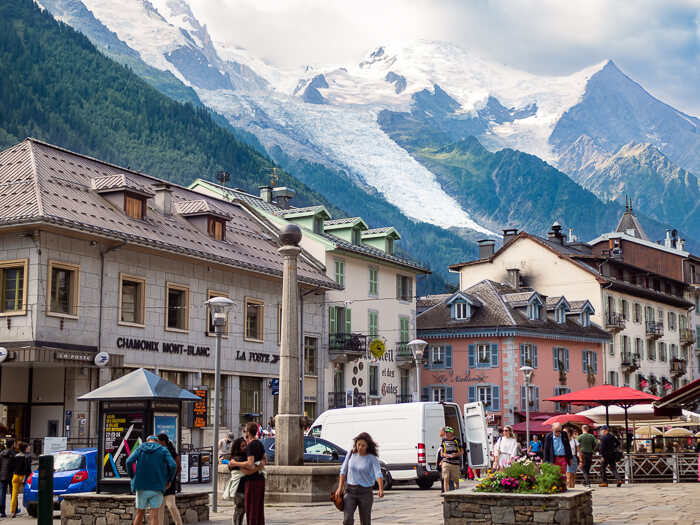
(304, 437, 345, 456)
(53, 453, 85, 472)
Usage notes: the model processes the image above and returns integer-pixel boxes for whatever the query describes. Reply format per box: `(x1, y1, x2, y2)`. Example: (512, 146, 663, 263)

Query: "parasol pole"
(624, 405, 630, 454)
(605, 404, 610, 427)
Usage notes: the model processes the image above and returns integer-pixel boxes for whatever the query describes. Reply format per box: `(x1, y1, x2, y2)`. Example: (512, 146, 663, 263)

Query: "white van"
(308, 401, 489, 489)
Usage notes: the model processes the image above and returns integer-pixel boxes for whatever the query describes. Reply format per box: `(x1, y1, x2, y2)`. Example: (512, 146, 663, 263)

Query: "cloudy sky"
(190, 0, 700, 116)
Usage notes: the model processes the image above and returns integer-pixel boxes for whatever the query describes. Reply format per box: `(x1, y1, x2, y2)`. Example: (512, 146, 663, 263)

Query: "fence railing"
(574, 453, 699, 483)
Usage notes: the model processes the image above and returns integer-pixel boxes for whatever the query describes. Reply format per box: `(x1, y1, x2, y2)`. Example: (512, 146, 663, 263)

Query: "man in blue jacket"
(126, 435, 177, 525)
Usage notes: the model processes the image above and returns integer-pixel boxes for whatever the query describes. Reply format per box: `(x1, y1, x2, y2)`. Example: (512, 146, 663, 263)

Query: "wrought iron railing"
(621, 352, 641, 369)
(327, 391, 367, 409)
(670, 357, 687, 375)
(645, 321, 664, 338)
(396, 343, 413, 361)
(395, 394, 413, 404)
(679, 329, 696, 344)
(573, 453, 699, 483)
(329, 333, 367, 353)
(605, 312, 626, 330)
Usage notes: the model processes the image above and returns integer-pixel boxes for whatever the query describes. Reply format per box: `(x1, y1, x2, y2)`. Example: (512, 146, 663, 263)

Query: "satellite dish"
(671, 229, 678, 238)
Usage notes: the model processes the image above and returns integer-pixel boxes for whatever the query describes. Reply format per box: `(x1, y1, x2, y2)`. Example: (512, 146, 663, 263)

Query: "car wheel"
(415, 478, 434, 489)
(26, 502, 38, 518)
(383, 472, 393, 490)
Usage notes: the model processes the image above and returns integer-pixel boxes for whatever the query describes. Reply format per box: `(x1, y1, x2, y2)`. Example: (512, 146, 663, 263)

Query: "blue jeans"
(0, 480, 11, 515)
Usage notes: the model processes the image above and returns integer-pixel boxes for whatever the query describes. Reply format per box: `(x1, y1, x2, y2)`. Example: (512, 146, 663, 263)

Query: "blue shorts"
(567, 458, 579, 474)
(135, 490, 163, 509)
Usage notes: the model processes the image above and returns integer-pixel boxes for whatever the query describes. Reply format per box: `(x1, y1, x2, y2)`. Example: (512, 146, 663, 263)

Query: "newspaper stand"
(78, 368, 200, 494)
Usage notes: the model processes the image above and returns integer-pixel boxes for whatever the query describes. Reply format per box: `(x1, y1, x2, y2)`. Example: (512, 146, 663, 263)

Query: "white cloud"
(189, 0, 700, 115)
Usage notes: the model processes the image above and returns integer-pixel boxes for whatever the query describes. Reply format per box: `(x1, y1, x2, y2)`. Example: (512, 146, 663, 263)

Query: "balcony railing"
(670, 358, 687, 376)
(329, 332, 367, 353)
(605, 312, 626, 332)
(396, 342, 416, 367)
(328, 391, 367, 409)
(645, 321, 664, 339)
(679, 329, 696, 345)
(396, 394, 414, 404)
(621, 352, 641, 370)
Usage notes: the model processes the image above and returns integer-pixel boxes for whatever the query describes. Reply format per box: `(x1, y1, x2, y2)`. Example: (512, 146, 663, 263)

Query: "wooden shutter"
(490, 343, 499, 367)
(565, 348, 570, 371)
(445, 345, 453, 368)
(582, 351, 587, 373)
(446, 386, 454, 402)
(593, 351, 598, 373)
(468, 385, 476, 403)
(345, 308, 352, 333)
(468, 344, 476, 368)
(534, 386, 540, 411)
(329, 306, 337, 335)
(532, 345, 538, 368)
(520, 344, 525, 367)
(422, 387, 430, 402)
(491, 385, 500, 411)
(553, 348, 559, 371)
(520, 386, 526, 410)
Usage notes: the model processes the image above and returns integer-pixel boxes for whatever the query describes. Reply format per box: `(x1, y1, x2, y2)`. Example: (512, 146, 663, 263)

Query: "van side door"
(463, 401, 490, 468)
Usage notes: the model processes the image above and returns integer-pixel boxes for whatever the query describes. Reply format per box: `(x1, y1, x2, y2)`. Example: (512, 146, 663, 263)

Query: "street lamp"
(204, 295, 234, 513)
(407, 339, 428, 402)
(519, 366, 534, 450)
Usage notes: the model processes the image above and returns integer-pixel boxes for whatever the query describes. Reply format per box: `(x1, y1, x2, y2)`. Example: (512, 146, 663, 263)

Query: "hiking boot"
(598, 482, 608, 487)
(616, 480, 622, 487)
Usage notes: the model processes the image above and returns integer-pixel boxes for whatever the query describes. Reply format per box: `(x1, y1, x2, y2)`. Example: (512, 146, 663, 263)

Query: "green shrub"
(474, 455, 566, 494)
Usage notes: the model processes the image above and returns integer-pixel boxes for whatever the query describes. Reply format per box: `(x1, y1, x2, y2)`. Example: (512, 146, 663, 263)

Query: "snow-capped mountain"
(40, 0, 700, 241)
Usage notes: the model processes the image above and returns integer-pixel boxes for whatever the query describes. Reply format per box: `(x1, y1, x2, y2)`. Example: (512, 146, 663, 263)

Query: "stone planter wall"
(443, 488, 593, 525)
(61, 491, 209, 525)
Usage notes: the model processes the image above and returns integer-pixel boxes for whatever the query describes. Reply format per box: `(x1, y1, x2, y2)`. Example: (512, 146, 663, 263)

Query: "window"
(468, 384, 498, 410)
(527, 302, 540, 320)
(647, 340, 656, 361)
(200, 373, 224, 426)
(207, 217, 226, 240)
(239, 377, 261, 427)
(165, 283, 189, 331)
(432, 386, 447, 402)
(351, 229, 361, 245)
(668, 312, 677, 331)
(633, 303, 642, 323)
(635, 337, 643, 357)
(386, 237, 395, 255)
(369, 365, 379, 396)
(520, 343, 538, 368)
(119, 274, 146, 326)
(554, 386, 571, 412)
(334, 259, 345, 287)
(553, 347, 569, 371)
(47, 260, 80, 317)
(431, 346, 444, 366)
(580, 310, 590, 327)
(313, 216, 323, 234)
(658, 342, 667, 362)
(304, 337, 317, 375)
(399, 315, 410, 345)
(608, 371, 619, 387)
(477, 343, 490, 365)
(125, 194, 145, 219)
(244, 297, 264, 341)
(396, 275, 413, 302)
(620, 299, 629, 320)
(368, 311, 379, 339)
(670, 344, 678, 360)
(622, 335, 630, 354)
(454, 302, 468, 320)
(206, 291, 230, 336)
(368, 267, 378, 296)
(520, 385, 540, 410)
(477, 386, 492, 407)
(582, 350, 597, 373)
(0, 259, 27, 315)
(555, 307, 566, 324)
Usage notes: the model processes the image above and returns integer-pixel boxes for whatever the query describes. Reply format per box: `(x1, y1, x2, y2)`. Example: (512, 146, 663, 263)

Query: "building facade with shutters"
(0, 139, 338, 450)
(190, 179, 431, 417)
(417, 280, 608, 428)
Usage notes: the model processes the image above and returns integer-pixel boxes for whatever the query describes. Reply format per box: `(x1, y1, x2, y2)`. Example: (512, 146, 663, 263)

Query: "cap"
(599, 425, 608, 431)
(444, 426, 454, 433)
(146, 435, 159, 442)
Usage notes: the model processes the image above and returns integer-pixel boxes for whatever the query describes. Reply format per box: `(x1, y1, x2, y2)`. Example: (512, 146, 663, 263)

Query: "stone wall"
(442, 488, 593, 525)
(61, 491, 209, 525)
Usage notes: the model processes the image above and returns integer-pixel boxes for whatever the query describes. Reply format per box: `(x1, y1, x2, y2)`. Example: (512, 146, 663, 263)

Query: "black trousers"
(343, 485, 373, 525)
(601, 455, 621, 483)
(581, 452, 593, 485)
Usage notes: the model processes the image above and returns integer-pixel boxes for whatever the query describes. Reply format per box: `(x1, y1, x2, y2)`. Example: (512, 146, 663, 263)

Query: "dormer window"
(446, 291, 481, 321)
(454, 302, 468, 320)
(125, 193, 146, 220)
(208, 217, 226, 241)
(352, 229, 361, 245)
(386, 238, 395, 255)
(581, 310, 590, 327)
(313, 216, 323, 234)
(555, 307, 565, 323)
(527, 302, 540, 320)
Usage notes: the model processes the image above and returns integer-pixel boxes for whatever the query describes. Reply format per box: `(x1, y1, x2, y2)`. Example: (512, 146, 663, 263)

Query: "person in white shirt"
(493, 426, 520, 470)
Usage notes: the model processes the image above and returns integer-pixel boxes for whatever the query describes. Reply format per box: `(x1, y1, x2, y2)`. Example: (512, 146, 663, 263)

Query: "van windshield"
(309, 426, 322, 437)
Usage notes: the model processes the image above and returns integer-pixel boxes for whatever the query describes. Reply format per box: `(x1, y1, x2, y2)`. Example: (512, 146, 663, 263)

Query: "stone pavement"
(6, 481, 699, 524)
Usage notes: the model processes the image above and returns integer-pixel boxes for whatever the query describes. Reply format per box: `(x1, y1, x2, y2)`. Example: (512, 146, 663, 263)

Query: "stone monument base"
(265, 465, 341, 503)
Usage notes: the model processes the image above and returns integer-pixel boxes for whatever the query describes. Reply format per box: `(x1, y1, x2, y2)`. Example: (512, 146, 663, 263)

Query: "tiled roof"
(322, 232, 429, 272)
(615, 210, 649, 241)
(90, 174, 155, 197)
(277, 206, 326, 216)
(363, 227, 393, 235)
(417, 279, 610, 341)
(174, 199, 231, 219)
(417, 294, 452, 308)
(0, 139, 340, 290)
(324, 217, 361, 226)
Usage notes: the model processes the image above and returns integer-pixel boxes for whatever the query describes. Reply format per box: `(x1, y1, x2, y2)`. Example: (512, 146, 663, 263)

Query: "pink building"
(417, 280, 609, 429)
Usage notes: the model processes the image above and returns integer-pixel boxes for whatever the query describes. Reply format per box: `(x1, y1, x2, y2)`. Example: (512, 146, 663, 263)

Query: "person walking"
(528, 435, 543, 460)
(228, 421, 267, 525)
(543, 423, 572, 476)
(334, 432, 384, 525)
(566, 428, 581, 488)
(598, 425, 622, 487)
(493, 426, 520, 470)
(10, 442, 31, 518)
(577, 424, 598, 488)
(126, 435, 177, 525)
(440, 427, 462, 491)
(219, 432, 236, 463)
(0, 439, 16, 518)
(157, 434, 183, 525)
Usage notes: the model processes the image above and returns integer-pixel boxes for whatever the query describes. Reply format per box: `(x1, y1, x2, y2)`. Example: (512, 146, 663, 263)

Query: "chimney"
(502, 228, 519, 245)
(547, 222, 566, 245)
(477, 239, 496, 260)
(680, 239, 686, 251)
(664, 229, 672, 249)
(259, 186, 273, 203)
(154, 182, 172, 217)
(506, 268, 521, 291)
(272, 186, 296, 210)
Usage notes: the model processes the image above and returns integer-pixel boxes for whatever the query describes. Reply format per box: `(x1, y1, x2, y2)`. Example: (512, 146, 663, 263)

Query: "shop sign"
(192, 389, 207, 428)
(103, 411, 144, 479)
(235, 351, 280, 364)
(116, 337, 211, 357)
(55, 351, 94, 362)
(432, 373, 487, 384)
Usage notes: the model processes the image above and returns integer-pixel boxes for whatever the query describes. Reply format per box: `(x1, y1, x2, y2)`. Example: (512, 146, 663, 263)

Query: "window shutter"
(491, 385, 500, 411)
(582, 350, 587, 373)
(565, 348, 570, 371)
(396, 275, 401, 299)
(329, 306, 337, 334)
(446, 386, 454, 402)
(424, 346, 431, 370)
(520, 386, 526, 410)
(345, 308, 352, 333)
(445, 345, 453, 368)
(422, 387, 429, 402)
(533, 345, 538, 368)
(553, 348, 559, 371)
(520, 344, 525, 367)
(490, 343, 499, 367)
(534, 386, 540, 411)
(468, 385, 476, 403)
(468, 344, 476, 368)
(593, 351, 598, 373)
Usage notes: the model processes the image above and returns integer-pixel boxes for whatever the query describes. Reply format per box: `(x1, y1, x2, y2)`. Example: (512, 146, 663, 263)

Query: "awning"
(654, 377, 700, 409)
(511, 420, 552, 434)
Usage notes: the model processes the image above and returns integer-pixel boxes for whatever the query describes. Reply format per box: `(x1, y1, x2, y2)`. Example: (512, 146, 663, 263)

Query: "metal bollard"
(37, 454, 54, 525)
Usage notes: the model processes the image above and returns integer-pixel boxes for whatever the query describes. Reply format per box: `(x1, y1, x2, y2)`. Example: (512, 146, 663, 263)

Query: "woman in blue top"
(528, 434, 543, 459)
(334, 432, 383, 525)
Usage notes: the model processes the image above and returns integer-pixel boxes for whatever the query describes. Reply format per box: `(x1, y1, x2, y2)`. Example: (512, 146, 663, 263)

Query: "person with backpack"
(598, 425, 622, 487)
(10, 442, 31, 518)
(0, 439, 16, 518)
(440, 427, 462, 491)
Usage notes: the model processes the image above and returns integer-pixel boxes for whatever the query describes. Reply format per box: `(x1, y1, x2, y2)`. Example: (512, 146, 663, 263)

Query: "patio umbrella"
(634, 425, 662, 436)
(695, 431, 700, 438)
(664, 427, 693, 437)
(543, 414, 596, 426)
(546, 384, 660, 453)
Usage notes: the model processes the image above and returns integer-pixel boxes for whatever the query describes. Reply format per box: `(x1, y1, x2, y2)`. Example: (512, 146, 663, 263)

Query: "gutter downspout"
(98, 240, 126, 355)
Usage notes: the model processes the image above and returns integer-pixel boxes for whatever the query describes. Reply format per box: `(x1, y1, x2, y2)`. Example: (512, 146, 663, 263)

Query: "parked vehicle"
(260, 436, 392, 489)
(23, 448, 97, 517)
(308, 402, 489, 489)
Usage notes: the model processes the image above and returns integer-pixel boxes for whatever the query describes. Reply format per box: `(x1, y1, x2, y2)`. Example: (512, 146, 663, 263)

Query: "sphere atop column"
(280, 223, 302, 246)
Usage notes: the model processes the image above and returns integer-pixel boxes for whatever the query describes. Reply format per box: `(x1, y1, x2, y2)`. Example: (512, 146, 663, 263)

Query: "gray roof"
(173, 199, 231, 219)
(325, 217, 363, 226)
(417, 280, 610, 341)
(78, 368, 201, 401)
(615, 210, 650, 241)
(0, 139, 339, 290)
(322, 232, 429, 272)
(91, 174, 155, 197)
(277, 206, 326, 216)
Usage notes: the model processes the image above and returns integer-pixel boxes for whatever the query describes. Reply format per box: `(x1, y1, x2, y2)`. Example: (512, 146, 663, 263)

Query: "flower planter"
(442, 488, 593, 525)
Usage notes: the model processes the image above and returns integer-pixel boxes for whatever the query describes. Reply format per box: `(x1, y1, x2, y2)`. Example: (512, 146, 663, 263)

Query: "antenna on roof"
(216, 171, 230, 186)
(264, 167, 279, 188)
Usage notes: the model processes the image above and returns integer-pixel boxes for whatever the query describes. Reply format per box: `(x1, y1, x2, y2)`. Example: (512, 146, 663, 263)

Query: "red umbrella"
(543, 414, 596, 426)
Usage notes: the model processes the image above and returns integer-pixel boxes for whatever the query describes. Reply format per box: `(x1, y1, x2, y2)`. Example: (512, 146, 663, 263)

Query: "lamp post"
(204, 295, 234, 513)
(407, 339, 428, 402)
(519, 366, 534, 449)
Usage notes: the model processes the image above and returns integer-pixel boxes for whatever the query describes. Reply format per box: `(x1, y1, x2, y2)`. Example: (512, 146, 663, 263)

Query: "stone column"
(275, 225, 303, 466)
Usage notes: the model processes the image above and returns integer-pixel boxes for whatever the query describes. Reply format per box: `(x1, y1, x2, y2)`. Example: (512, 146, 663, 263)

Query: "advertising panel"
(102, 411, 144, 479)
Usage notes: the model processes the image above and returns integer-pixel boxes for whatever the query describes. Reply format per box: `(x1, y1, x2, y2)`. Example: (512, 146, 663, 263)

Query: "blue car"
(24, 448, 97, 517)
